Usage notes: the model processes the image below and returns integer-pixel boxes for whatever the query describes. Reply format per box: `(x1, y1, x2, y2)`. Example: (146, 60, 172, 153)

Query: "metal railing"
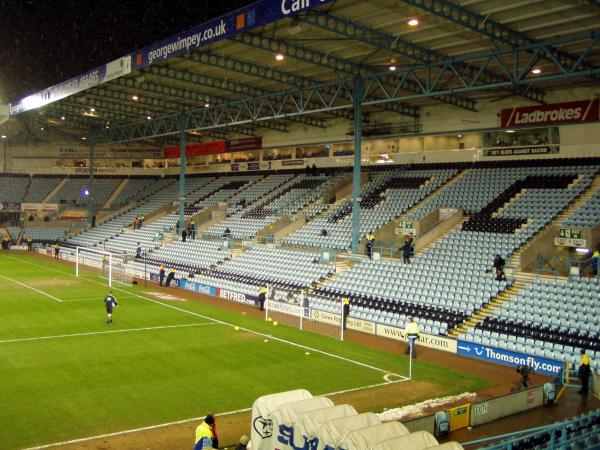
(567, 254, 600, 281)
(462, 409, 600, 450)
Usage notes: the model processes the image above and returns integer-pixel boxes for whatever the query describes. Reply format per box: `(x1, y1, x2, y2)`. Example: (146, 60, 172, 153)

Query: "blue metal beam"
(142, 64, 328, 129)
(87, 85, 283, 134)
(88, 133, 96, 227)
(101, 32, 600, 144)
(183, 51, 380, 121)
(302, 11, 545, 104)
(178, 113, 189, 237)
(351, 76, 363, 255)
(234, 32, 476, 111)
(400, 0, 600, 81)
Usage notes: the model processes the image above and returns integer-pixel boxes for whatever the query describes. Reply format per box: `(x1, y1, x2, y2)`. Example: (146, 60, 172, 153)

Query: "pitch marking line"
(24, 379, 405, 450)
(0, 273, 63, 302)
(60, 295, 137, 302)
(0, 322, 218, 345)
(2, 253, 408, 380)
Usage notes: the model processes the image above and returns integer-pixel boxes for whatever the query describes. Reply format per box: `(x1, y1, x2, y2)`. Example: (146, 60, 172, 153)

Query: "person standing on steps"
(578, 348, 592, 396)
(365, 231, 375, 260)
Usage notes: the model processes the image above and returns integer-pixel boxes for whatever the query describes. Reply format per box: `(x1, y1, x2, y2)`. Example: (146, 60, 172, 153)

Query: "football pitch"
(0, 252, 490, 449)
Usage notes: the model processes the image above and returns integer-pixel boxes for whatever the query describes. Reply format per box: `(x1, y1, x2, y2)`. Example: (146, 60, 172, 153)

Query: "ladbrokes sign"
(500, 99, 600, 128)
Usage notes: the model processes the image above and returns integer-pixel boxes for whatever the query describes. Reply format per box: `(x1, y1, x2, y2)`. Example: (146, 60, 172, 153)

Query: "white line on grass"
(60, 296, 137, 302)
(0, 322, 218, 345)
(0, 273, 63, 302)
(1, 253, 406, 378)
(23, 379, 405, 450)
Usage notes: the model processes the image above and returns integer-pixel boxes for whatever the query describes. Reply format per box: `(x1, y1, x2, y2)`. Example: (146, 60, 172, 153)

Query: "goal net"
(265, 289, 345, 341)
(75, 247, 134, 287)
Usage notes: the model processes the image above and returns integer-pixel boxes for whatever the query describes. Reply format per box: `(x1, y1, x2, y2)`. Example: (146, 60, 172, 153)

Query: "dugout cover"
(250, 389, 314, 450)
(292, 404, 357, 448)
(371, 430, 440, 450)
(340, 421, 410, 450)
(316, 412, 381, 450)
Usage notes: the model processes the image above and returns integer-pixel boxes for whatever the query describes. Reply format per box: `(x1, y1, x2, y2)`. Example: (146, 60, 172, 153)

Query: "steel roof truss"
(304, 11, 545, 103)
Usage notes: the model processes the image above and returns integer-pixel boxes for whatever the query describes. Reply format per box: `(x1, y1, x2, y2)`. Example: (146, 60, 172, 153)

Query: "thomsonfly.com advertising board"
(457, 340, 563, 376)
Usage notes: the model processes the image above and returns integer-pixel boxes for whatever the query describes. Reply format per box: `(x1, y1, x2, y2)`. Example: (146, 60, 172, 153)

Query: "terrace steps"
(43, 177, 68, 203)
(555, 173, 600, 225)
(399, 168, 469, 221)
(448, 280, 528, 338)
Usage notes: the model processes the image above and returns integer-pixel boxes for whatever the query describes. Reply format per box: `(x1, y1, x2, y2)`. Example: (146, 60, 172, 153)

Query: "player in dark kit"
(104, 291, 118, 325)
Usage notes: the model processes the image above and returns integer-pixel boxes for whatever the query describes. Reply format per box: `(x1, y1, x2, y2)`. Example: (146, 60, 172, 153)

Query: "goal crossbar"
(75, 246, 114, 287)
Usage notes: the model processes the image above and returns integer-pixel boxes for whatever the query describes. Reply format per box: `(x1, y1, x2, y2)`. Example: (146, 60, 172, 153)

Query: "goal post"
(75, 247, 133, 287)
(265, 289, 345, 341)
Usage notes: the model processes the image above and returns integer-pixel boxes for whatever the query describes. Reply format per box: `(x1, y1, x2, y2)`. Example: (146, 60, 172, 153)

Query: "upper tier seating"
(0, 175, 29, 203)
(283, 167, 457, 250)
(48, 177, 122, 207)
(459, 277, 600, 369)
(204, 173, 343, 240)
(563, 186, 600, 228)
(110, 177, 158, 206)
(24, 176, 63, 202)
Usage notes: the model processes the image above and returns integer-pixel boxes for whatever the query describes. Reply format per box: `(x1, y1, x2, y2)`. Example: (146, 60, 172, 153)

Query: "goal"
(75, 247, 133, 287)
(265, 289, 345, 341)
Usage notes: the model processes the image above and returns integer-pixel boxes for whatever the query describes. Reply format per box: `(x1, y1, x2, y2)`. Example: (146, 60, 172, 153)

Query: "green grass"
(0, 252, 491, 449)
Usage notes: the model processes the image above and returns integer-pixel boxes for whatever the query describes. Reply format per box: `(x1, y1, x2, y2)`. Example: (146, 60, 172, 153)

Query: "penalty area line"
(0, 273, 63, 302)
(0, 322, 219, 345)
(23, 379, 407, 450)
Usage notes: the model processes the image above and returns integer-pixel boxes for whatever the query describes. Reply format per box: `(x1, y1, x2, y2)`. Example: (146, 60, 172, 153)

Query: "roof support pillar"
(178, 113, 189, 237)
(88, 133, 96, 228)
(351, 76, 363, 255)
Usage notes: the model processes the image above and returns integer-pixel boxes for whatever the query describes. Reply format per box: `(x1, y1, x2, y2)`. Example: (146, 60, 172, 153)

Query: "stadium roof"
(2, 0, 600, 147)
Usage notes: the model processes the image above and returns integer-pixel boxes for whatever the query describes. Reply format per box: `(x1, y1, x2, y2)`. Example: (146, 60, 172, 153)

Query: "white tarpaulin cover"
(317, 412, 381, 449)
(340, 421, 410, 450)
(251, 389, 313, 450)
(270, 397, 335, 450)
(292, 404, 358, 448)
(371, 430, 439, 450)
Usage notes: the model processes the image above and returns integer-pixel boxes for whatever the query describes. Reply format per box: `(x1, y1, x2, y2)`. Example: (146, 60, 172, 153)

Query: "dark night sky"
(0, 0, 256, 103)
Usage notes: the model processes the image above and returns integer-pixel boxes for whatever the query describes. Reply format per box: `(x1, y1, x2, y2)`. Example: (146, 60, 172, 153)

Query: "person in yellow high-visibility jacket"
(194, 413, 217, 450)
(404, 317, 420, 358)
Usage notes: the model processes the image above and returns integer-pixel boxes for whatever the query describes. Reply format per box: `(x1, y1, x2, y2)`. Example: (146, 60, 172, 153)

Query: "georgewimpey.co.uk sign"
(500, 99, 600, 128)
